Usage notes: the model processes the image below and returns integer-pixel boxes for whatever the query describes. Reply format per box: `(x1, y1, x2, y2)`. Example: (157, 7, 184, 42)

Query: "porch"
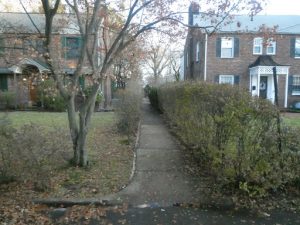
(249, 55, 290, 108)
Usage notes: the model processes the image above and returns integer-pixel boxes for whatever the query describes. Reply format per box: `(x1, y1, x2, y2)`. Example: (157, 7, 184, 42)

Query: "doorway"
(260, 76, 268, 99)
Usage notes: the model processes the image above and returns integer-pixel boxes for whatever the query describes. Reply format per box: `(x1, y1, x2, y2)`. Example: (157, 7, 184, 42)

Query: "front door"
(260, 76, 268, 99)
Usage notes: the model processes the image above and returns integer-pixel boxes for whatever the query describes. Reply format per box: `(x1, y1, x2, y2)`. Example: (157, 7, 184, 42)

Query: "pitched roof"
(193, 14, 300, 34)
(0, 67, 13, 74)
(249, 55, 288, 68)
(0, 12, 79, 34)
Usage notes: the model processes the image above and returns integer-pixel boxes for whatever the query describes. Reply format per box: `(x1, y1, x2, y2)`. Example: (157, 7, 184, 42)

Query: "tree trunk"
(67, 90, 97, 167)
(75, 115, 88, 166)
(103, 76, 112, 110)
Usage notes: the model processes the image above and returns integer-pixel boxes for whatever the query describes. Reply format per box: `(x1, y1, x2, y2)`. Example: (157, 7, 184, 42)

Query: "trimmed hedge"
(156, 81, 300, 196)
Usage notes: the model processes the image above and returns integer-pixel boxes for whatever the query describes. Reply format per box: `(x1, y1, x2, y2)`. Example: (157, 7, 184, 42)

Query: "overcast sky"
(1, 0, 299, 15)
(261, 0, 300, 15)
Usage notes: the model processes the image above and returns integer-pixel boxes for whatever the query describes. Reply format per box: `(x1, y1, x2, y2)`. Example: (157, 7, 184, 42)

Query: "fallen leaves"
(0, 123, 134, 223)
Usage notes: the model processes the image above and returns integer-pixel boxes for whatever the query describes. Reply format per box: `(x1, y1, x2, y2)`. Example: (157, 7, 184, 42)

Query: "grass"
(0, 111, 115, 128)
(281, 113, 300, 127)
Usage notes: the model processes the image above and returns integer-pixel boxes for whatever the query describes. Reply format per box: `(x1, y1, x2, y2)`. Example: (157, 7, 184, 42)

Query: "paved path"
(48, 99, 300, 224)
(111, 98, 204, 207)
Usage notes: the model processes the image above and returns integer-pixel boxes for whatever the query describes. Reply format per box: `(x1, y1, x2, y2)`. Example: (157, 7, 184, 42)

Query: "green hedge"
(147, 86, 160, 112)
(156, 82, 300, 196)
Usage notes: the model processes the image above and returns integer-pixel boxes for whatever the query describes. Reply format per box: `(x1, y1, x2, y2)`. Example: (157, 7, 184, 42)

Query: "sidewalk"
(111, 98, 204, 207)
(47, 99, 300, 224)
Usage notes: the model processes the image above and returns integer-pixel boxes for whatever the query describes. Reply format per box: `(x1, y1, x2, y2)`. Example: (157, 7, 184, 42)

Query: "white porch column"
(257, 67, 260, 97)
(285, 70, 289, 108)
(13, 73, 18, 108)
(249, 70, 252, 92)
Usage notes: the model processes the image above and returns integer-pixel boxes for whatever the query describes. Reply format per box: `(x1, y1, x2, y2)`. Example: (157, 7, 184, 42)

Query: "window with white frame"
(253, 37, 263, 55)
(292, 75, 300, 95)
(196, 41, 200, 62)
(266, 38, 276, 55)
(295, 38, 300, 58)
(219, 75, 234, 85)
(221, 37, 234, 58)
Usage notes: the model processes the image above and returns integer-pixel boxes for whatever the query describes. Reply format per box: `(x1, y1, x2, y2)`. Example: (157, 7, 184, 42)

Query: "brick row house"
(0, 12, 108, 108)
(183, 3, 300, 108)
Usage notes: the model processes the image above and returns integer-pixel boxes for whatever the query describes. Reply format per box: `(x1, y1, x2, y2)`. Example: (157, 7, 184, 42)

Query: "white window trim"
(292, 75, 300, 95)
(295, 38, 300, 59)
(253, 37, 263, 55)
(221, 37, 234, 58)
(219, 75, 235, 85)
(266, 38, 276, 55)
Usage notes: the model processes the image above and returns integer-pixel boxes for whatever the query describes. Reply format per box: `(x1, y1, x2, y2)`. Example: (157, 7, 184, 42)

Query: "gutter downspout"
(204, 33, 208, 81)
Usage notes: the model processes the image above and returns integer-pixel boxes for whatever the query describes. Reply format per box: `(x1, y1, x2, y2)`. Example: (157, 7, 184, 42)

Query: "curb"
(32, 199, 112, 207)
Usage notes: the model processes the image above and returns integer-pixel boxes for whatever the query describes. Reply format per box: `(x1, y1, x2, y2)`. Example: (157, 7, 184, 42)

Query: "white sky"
(0, 0, 299, 15)
(261, 0, 300, 15)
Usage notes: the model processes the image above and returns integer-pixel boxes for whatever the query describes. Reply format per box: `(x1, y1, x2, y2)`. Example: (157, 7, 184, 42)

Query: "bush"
(37, 79, 66, 112)
(157, 81, 300, 196)
(114, 80, 142, 141)
(0, 115, 71, 191)
(0, 91, 16, 109)
(148, 86, 160, 112)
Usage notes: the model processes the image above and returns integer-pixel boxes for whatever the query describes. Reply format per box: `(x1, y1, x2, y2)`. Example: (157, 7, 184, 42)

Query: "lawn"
(281, 112, 300, 127)
(0, 111, 115, 128)
(0, 111, 134, 222)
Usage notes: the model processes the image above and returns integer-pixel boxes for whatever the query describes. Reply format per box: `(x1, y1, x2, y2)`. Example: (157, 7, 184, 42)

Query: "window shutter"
(234, 75, 240, 85)
(216, 37, 221, 57)
(290, 38, 295, 58)
(214, 75, 220, 83)
(61, 37, 66, 59)
(288, 75, 293, 95)
(234, 38, 239, 57)
(0, 75, 8, 91)
(0, 38, 5, 55)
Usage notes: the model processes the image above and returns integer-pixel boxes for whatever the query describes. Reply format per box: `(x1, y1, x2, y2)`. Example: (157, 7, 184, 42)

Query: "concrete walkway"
(111, 98, 203, 207)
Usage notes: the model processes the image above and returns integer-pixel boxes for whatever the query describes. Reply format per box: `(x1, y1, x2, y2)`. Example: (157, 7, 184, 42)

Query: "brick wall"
(184, 30, 300, 108)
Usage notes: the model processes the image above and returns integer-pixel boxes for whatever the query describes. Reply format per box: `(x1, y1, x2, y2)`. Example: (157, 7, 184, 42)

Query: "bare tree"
(18, 0, 263, 167)
(144, 43, 171, 86)
(169, 52, 181, 82)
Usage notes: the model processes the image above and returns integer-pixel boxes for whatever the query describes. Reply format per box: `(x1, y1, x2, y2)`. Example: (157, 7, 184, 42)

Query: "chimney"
(188, 2, 200, 26)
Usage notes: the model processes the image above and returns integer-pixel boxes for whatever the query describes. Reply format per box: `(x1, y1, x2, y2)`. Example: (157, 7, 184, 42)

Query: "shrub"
(0, 116, 71, 191)
(0, 114, 16, 181)
(114, 80, 142, 141)
(157, 81, 300, 196)
(0, 91, 16, 109)
(37, 79, 66, 112)
(148, 86, 160, 111)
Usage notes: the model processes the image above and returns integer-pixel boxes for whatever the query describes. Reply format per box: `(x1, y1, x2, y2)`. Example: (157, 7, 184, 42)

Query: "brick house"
(0, 12, 97, 108)
(183, 3, 300, 108)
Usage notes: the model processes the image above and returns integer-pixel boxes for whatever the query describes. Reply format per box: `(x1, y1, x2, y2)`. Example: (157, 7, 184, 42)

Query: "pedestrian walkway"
(111, 98, 204, 207)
